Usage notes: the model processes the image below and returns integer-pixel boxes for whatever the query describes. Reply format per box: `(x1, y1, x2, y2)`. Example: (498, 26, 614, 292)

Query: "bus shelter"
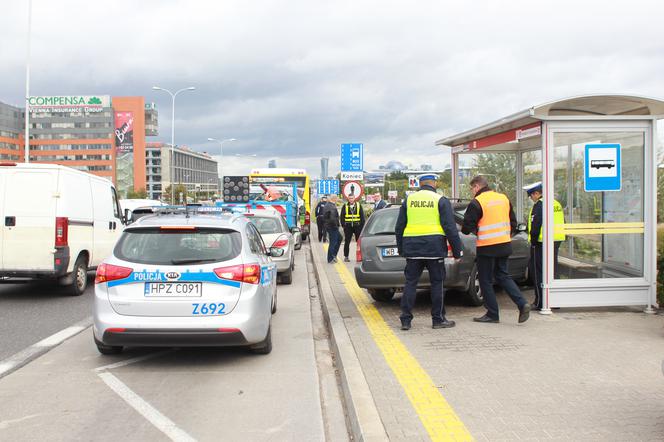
(436, 95, 664, 312)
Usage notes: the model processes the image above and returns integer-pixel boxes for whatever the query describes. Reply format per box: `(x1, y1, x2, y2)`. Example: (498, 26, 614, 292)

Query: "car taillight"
(55, 217, 69, 247)
(214, 263, 261, 285)
(272, 235, 289, 249)
(95, 263, 133, 284)
(0, 162, 17, 166)
(356, 237, 363, 262)
(305, 211, 310, 225)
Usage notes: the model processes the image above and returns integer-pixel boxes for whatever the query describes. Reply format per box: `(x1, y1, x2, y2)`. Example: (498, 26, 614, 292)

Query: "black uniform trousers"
(529, 241, 562, 309)
(477, 254, 528, 320)
(343, 224, 362, 258)
(316, 217, 327, 241)
(400, 258, 446, 324)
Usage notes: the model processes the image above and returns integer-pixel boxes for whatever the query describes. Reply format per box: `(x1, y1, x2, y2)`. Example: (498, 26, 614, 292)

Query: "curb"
(309, 243, 388, 441)
(0, 317, 92, 380)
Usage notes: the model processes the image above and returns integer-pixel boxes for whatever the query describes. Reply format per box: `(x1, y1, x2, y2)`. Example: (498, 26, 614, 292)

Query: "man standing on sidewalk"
(395, 174, 463, 330)
(315, 195, 328, 242)
(340, 196, 365, 262)
(462, 175, 530, 324)
(323, 194, 342, 263)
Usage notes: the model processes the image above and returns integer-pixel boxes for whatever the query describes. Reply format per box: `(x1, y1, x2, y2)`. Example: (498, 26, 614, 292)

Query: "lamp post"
(152, 85, 196, 203)
(24, 0, 33, 163)
(207, 138, 236, 183)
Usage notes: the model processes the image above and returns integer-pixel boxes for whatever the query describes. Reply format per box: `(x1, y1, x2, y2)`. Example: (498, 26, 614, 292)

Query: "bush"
(658, 225, 664, 306)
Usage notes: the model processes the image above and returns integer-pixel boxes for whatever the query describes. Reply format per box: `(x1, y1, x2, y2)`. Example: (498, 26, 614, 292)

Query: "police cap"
(418, 173, 438, 182)
(522, 181, 542, 195)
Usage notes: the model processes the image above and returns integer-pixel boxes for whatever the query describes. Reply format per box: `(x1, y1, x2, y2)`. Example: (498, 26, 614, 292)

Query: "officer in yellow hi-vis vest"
(523, 182, 566, 310)
(395, 174, 463, 331)
(462, 175, 530, 324)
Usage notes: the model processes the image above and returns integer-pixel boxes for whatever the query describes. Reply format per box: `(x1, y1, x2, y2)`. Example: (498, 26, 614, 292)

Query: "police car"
(93, 210, 280, 355)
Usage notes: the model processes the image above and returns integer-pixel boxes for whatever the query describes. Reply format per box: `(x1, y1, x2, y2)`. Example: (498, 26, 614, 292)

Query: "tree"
(162, 184, 189, 205)
(126, 187, 148, 199)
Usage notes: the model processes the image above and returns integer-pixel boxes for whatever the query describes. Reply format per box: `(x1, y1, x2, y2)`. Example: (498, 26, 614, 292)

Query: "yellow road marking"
(326, 246, 473, 441)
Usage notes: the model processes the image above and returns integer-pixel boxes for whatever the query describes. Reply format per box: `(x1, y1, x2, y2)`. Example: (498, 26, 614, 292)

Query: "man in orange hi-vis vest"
(461, 175, 530, 324)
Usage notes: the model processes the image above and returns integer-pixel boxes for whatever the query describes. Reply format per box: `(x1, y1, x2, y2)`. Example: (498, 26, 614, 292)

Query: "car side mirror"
(123, 208, 131, 225)
(269, 247, 285, 257)
(517, 223, 527, 232)
(290, 226, 301, 234)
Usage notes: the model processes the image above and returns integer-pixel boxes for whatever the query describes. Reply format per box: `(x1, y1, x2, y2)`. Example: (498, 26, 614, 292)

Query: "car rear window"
(114, 228, 242, 265)
(365, 209, 399, 235)
(247, 216, 284, 235)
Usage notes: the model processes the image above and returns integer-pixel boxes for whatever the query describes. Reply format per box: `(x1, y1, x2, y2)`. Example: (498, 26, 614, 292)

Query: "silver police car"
(93, 211, 280, 355)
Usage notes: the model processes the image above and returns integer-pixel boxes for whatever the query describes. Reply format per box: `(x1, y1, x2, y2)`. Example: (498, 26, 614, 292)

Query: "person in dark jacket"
(374, 197, 387, 210)
(340, 196, 365, 262)
(315, 196, 328, 242)
(462, 175, 530, 324)
(395, 174, 463, 330)
(322, 194, 342, 263)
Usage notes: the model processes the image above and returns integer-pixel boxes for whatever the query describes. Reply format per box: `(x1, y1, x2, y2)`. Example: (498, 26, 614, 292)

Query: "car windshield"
(365, 209, 399, 235)
(114, 228, 242, 265)
(248, 216, 284, 235)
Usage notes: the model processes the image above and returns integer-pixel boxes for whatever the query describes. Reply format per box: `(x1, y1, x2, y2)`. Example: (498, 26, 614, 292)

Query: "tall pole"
(152, 86, 195, 203)
(24, 0, 32, 163)
(206, 137, 236, 186)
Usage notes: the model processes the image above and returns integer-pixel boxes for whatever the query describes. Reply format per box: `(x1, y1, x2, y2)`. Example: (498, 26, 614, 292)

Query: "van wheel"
(250, 326, 272, 355)
(280, 267, 293, 285)
(70, 255, 89, 296)
(368, 288, 395, 302)
(466, 265, 484, 306)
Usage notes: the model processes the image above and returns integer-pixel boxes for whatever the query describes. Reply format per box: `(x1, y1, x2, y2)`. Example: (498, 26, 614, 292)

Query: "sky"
(1, 0, 663, 177)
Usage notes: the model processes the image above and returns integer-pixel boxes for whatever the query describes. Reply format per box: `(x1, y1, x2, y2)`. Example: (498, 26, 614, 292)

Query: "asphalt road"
(0, 248, 348, 441)
(0, 274, 94, 361)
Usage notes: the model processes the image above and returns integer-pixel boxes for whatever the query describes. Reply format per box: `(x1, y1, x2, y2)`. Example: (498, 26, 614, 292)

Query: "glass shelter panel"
(552, 131, 644, 280)
(522, 150, 542, 224)
(458, 153, 517, 207)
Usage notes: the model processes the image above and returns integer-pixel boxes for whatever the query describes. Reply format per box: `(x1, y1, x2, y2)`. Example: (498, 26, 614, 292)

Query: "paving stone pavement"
(314, 238, 664, 441)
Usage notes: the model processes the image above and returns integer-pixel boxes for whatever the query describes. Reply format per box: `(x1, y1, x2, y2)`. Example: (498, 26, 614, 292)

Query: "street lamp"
(234, 153, 257, 157)
(206, 137, 236, 182)
(152, 85, 196, 203)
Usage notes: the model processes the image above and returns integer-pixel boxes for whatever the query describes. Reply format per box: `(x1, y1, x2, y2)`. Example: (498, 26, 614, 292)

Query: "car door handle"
(108, 221, 116, 230)
(5, 216, 15, 227)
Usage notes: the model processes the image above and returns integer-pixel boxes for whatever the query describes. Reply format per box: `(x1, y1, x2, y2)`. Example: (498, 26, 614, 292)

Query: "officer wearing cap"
(315, 195, 328, 242)
(395, 173, 463, 330)
(523, 182, 566, 310)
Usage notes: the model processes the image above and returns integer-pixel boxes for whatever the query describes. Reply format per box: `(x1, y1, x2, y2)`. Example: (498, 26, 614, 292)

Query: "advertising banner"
(28, 95, 110, 113)
(114, 111, 135, 153)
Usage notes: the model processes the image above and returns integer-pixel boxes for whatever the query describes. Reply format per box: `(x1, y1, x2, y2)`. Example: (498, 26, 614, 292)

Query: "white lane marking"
(94, 350, 172, 372)
(0, 413, 43, 430)
(98, 372, 196, 442)
(33, 326, 86, 347)
(0, 361, 17, 377)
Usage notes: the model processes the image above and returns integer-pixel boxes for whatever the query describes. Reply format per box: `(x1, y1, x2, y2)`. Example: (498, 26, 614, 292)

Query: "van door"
(2, 169, 58, 271)
(57, 171, 94, 269)
(90, 180, 122, 266)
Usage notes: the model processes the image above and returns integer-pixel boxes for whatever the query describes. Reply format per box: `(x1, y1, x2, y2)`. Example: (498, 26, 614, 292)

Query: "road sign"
(584, 144, 621, 192)
(341, 171, 363, 180)
(223, 176, 250, 202)
(342, 181, 363, 200)
(318, 179, 339, 195)
(340, 143, 363, 172)
(388, 190, 398, 198)
(408, 175, 420, 188)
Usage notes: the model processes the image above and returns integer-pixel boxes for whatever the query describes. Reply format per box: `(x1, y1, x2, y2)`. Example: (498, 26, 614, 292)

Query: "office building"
(320, 157, 329, 178)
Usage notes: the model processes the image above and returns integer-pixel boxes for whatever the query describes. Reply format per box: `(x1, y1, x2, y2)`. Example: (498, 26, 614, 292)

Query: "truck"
(0, 162, 125, 295)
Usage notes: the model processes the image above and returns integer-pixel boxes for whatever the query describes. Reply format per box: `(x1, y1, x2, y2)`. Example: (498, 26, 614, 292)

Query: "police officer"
(523, 182, 566, 310)
(462, 175, 530, 324)
(341, 195, 365, 262)
(323, 194, 342, 263)
(395, 174, 463, 330)
(315, 195, 328, 242)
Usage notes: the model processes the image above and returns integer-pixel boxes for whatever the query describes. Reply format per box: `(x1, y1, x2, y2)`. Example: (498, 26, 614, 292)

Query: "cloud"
(1, 0, 664, 177)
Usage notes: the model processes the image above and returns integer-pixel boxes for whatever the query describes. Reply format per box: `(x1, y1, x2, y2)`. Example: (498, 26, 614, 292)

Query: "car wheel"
(368, 288, 395, 302)
(280, 267, 293, 285)
(466, 265, 484, 306)
(94, 337, 123, 355)
(70, 255, 89, 296)
(250, 326, 272, 355)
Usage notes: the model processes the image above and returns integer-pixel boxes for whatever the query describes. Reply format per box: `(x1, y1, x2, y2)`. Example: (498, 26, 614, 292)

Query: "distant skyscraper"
(268, 159, 277, 168)
(320, 157, 329, 178)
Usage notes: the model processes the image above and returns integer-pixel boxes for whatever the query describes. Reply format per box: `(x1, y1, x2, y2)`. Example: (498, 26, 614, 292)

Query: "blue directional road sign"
(584, 144, 621, 192)
(318, 179, 339, 195)
(341, 143, 363, 172)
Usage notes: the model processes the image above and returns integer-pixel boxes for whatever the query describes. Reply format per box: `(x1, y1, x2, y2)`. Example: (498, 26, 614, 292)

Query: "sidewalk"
(311, 231, 664, 441)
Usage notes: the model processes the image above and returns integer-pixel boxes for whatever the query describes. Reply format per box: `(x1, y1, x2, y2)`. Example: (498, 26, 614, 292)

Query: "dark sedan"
(354, 203, 529, 305)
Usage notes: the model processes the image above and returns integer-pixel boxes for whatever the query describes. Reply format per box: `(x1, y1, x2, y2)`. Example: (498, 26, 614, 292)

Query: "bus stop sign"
(584, 143, 621, 192)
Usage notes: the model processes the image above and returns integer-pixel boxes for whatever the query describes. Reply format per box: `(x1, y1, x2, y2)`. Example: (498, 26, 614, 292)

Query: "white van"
(0, 163, 124, 295)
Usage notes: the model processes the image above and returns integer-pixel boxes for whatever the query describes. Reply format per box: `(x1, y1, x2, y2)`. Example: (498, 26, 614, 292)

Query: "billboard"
(28, 95, 110, 113)
(114, 111, 135, 153)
